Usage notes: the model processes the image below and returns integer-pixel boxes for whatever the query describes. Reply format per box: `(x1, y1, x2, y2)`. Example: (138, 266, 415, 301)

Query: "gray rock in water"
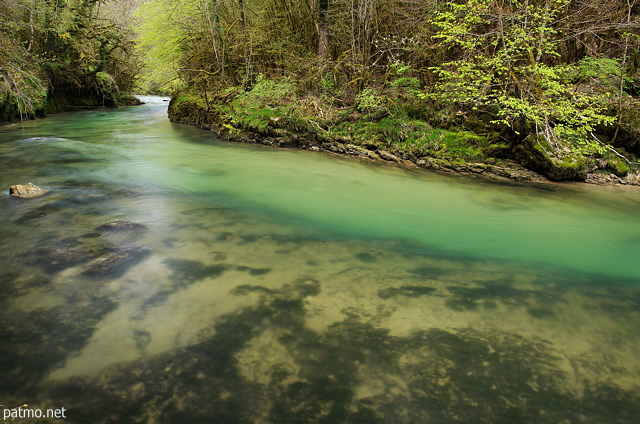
(96, 220, 148, 232)
(82, 245, 151, 279)
(9, 183, 48, 199)
(29, 247, 96, 273)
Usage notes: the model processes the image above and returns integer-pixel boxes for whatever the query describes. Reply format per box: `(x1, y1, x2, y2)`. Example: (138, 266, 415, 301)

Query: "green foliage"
(424, 0, 617, 154)
(135, 0, 194, 94)
(575, 57, 622, 81)
(233, 74, 296, 109)
(218, 75, 298, 132)
(154, 0, 640, 175)
(384, 61, 425, 117)
(320, 72, 336, 96)
(320, 71, 347, 100)
(389, 61, 420, 94)
(567, 57, 633, 95)
(0, 0, 140, 121)
(356, 88, 384, 112)
(95, 71, 118, 101)
(0, 69, 48, 120)
(0, 34, 47, 121)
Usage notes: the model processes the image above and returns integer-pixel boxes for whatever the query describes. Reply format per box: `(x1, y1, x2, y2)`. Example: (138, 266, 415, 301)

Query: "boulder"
(9, 183, 48, 198)
(82, 245, 151, 279)
(513, 135, 596, 181)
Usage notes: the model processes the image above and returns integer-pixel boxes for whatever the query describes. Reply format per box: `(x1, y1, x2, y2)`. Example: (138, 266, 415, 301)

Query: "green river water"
(1, 96, 639, 423)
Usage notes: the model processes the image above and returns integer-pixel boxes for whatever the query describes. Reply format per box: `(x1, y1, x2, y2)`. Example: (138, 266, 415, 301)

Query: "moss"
(483, 142, 512, 158)
(118, 94, 143, 106)
(94, 71, 119, 105)
(516, 135, 596, 181)
(605, 156, 629, 177)
(169, 79, 637, 182)
(328, 115, 488, 163)
(230, 107, 286, 133)
(437, 132, 487, 161)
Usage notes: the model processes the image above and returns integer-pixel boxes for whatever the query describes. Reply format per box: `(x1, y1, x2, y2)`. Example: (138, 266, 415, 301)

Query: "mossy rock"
(604, 156, 629, 177)
(546, 155, 594, 180)
(168, 92, 223, 130)
(463, 116, 497, 133)
(95, 72, 118, 98)
(118, 94, 143, 106)
(514, 135, 596, 181)
(483, 142, 512, 159)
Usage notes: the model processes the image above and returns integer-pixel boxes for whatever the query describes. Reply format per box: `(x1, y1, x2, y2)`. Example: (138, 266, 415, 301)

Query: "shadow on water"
(42, 276, 640, 424)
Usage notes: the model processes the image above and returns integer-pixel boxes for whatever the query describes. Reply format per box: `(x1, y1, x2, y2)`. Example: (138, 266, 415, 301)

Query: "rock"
(29, 247, 95, 273)
(9, 183, 48, 199)
(15, 203, 64, 223)
(604, 157, 629, 177)
(514, 135, 596, 181)
(81, 245, 151, 279)
(96, 220, 147, 232)
(378, 150, 400, 162)
(326, 143, 346, 154)
(416, 157, 444, 170)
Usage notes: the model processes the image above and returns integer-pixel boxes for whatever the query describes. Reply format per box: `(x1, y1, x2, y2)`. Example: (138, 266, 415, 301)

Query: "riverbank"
(168, 90, 640, 186)
(0, 75, 142, 126)
(0, 2, 140, 126)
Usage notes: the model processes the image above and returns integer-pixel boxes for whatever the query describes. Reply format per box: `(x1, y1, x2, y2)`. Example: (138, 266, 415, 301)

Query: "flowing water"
(1, 96, 639, 423)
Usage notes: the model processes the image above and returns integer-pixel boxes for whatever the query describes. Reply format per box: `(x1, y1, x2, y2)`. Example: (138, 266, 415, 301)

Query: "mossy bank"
(0, 0, 140, 125)
(0, 50, 141, 124)
(168, 87, 640, 186)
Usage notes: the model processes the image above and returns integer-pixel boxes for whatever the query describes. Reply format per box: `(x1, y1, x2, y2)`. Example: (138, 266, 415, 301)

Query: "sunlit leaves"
(426, 0, 619, 152)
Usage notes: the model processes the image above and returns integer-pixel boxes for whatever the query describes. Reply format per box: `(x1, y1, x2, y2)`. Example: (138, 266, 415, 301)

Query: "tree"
(423, 0, 620, 153)
(1, 0, 141, 121)
(318, 0, 330, 59)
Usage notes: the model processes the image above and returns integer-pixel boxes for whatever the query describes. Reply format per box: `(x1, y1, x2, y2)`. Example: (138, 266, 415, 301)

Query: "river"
(1, 96, 639, 423)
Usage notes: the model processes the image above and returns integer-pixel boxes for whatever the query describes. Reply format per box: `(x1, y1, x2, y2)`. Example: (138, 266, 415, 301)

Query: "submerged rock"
(29, 247, 96, 273)
(96, 220, 148, 232)
(82, 245, 151, 279)
(9, 183, 48, 198)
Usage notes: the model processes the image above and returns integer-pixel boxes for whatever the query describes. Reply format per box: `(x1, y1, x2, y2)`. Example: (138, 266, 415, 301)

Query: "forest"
(0, 0, 141, 119)
(2, 0, 640, 181)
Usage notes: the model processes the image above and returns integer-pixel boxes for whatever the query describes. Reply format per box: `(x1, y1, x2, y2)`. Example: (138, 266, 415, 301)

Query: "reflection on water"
(1, 97, 639, 423)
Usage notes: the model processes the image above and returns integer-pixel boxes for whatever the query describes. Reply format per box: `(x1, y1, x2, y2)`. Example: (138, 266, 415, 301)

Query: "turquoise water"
(1, 97, 639, 423)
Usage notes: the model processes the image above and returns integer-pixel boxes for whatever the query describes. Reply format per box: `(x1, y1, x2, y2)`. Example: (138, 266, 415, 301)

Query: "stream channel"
(1, 96, 639, 423)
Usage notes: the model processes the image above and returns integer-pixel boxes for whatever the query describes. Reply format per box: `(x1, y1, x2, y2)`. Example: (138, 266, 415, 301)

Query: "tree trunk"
(318, 0, 329, 59)
(238, 0, 251, 85)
